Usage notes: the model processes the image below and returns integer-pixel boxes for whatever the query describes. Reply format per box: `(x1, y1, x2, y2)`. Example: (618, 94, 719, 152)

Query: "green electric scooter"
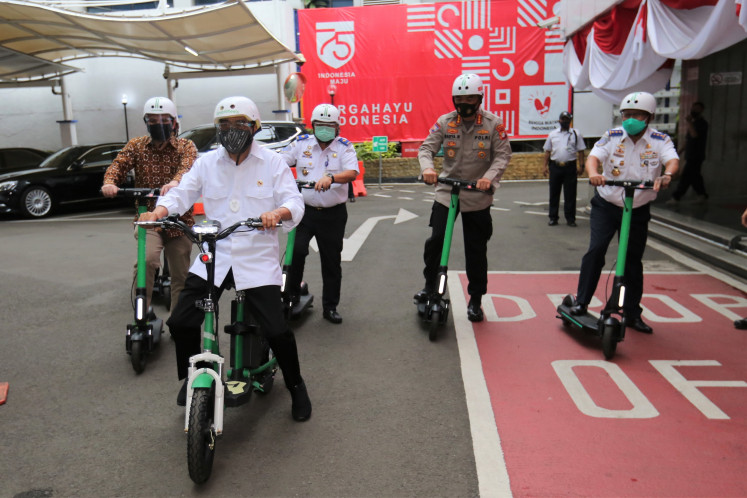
(556, 179, 654, 359)
(415, 177, 487, 341)
(115, 187, 164, 373)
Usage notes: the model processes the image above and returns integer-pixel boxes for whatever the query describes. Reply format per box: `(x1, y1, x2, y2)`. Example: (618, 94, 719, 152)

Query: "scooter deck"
(556, 303, 602, 336)
(289, 294, 313, 319)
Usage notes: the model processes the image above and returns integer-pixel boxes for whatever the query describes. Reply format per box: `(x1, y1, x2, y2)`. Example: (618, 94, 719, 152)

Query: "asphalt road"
(0, 181, 717, 498)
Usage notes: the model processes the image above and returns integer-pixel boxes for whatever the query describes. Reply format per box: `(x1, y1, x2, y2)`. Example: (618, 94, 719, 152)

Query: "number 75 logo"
(316, 21, 355, 69)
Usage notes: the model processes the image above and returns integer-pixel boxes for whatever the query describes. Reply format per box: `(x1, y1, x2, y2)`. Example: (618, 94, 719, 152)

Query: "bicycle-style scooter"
(556, 179, 654, 359)
(415, 177, 487, 341)
(280, 180, 316, 320)
(115, 187, 165, 373)
(136, 216, 278, 484)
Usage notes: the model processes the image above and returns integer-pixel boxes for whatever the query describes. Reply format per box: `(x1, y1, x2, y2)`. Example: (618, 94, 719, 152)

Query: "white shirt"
(156, 142, 304, 291)
(543, 127, 586, 162)
(280, 134, 359, 208)
(590, 126, 678, 208)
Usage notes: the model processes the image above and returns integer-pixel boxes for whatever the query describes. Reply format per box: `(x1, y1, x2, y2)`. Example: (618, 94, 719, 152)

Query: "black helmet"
(559, 111, 572, 120)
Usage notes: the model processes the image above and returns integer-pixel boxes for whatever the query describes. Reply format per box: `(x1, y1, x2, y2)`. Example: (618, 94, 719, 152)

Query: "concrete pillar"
(56, 77, 78, 147)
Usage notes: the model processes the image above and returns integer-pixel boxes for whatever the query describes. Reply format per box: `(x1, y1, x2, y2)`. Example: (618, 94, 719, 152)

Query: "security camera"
(537, 16, 559, 29)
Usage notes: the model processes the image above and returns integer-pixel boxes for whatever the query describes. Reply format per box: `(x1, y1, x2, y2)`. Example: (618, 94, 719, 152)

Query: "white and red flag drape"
(564, 0, 747, 102)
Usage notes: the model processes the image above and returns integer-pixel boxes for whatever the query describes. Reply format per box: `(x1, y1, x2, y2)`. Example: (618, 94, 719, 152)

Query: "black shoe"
(567, 221, 577, 227)
(548, 219, 558, 226)
(467, 296, 484, 322)
(323, 309, 342, 324)
(288, 380, 312, 421)
(147, 306, 157, 321)
(569, 303, 587, 316)
(413, 289, 432, 303)
(177, 378, 188, 406)
(630, 317, 653, 334)
(734, 318, 747, 330)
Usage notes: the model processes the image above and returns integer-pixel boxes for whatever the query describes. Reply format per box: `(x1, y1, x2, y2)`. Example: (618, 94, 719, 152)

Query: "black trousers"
(548, 160, 578, 223)
(167, 270, 301, 387)
(576, 193, 651, 319)
(287, 203, 348, 311)
(423, 202, 493, 298)
(672, 157, 707, 199)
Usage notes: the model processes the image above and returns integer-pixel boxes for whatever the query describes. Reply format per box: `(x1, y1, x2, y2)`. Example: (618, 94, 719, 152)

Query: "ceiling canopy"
(0, 0, 304, 83)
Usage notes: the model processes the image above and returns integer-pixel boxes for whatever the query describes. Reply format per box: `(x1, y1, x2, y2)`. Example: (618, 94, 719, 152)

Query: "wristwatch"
(326, 172, 335, 183)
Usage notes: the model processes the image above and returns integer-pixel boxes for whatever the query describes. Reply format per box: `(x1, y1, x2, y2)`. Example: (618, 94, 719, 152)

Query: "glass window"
(1, 149, 47, 170)
(80, 146, 122, 167)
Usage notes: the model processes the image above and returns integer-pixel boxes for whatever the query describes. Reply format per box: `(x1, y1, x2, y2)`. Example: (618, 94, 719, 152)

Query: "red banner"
(298, 0, 567, 143)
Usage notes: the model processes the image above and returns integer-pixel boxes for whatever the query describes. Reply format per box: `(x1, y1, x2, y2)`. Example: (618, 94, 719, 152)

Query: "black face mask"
(218, 127, 254, 163)
(559, 121, 570, 130)
(690, 110, 700, 118)
(454, 102, 480, 118)
(148, 123, 173, 142)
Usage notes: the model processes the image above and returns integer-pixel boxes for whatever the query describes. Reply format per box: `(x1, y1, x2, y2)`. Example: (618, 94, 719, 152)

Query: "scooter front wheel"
(602, 320, 619, 360)
(187, 387, 216, 484)
(429, 309, 440, 342)
(130, 340, 146, 374)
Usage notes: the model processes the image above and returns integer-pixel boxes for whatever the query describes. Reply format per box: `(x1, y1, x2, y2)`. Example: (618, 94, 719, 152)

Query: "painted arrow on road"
(309, 208, 418, 261)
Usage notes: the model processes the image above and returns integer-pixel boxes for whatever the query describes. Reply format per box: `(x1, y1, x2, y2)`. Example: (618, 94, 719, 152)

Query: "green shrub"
(354, 141, 399, 160)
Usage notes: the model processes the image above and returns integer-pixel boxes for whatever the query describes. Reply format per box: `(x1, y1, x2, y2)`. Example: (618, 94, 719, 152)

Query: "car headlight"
(0, 181, 18, 192)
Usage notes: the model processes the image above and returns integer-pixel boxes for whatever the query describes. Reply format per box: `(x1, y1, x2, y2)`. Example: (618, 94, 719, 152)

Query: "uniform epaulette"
(650, 131, 667, 141)
(337, 137, 351, 146)
(609, 129, 623, 137)
(297, 134, 311, 140)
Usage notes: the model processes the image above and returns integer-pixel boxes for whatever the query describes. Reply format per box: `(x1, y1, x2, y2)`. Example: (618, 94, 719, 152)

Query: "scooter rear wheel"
(130, 340, 146, 374)
(187, 387, 215, 484)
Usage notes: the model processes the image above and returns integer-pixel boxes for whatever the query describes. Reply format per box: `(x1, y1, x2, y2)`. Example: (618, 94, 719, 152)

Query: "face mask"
(690, 110, 700, 118)
(622, 118, 647, 136)
(147, 123, 173, 142)
(454, 102, 479, 118)
(559, 121, 570, 131)
(314, 125, 336, 143)
(218, 127, 253, 159)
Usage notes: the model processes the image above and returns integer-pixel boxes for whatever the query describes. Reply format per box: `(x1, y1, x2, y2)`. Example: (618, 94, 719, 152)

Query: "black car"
(0, 148, 51, 173)
(180, 121, 306, 155)
(0, 143, 126, 218)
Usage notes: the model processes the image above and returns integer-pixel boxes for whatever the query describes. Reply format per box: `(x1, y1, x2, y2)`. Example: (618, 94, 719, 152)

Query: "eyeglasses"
(145, 116, 173, 125)
(217, 120, 254, 131)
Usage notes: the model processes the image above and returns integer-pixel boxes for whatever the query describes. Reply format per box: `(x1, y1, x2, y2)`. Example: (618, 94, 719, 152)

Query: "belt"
(552, 160, 577, 167)
(305, 203, 343, 211)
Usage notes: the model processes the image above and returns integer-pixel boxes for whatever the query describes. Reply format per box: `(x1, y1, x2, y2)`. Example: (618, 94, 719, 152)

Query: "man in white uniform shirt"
(280, 104, 359, 324)
(568, 92, 679, 334)
(139, 96, 312, 422)
(543, 111, 586, 226)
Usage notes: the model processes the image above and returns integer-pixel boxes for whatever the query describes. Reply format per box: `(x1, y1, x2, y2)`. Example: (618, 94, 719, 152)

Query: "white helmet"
(213, 96, 261, 132)
(311, 104, 340, 125)
(143, 97, 177, 120)
(452, 73, 484, 97)
(619, 92, 656, 115)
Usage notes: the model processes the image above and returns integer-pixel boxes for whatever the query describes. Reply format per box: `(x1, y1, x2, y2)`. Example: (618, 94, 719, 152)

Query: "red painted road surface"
(463, 272, 747, 497)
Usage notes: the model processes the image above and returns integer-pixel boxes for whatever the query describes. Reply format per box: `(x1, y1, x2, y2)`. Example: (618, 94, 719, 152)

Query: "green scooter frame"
(416, 177, 484, 341)
(115, 187, 164, 374)
(556, 179, 654, 359)
(135, 216, 279, 484)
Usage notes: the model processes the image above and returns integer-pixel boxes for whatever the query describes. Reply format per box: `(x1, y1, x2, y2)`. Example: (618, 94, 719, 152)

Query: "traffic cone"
(0, 382, 8, 405)
(193, 197, 205, 215)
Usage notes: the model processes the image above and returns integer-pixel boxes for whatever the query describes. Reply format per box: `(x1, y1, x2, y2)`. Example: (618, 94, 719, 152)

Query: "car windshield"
(179, 126, 216, 150)
(38, 147, 82, 169)
(254, 127, 274, 143)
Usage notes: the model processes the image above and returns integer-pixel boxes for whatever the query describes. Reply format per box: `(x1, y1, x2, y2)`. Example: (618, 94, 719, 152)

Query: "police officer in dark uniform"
(543, 111, 586, 226)
(280, 104, 359, 324)
(416, 73, 512, 322)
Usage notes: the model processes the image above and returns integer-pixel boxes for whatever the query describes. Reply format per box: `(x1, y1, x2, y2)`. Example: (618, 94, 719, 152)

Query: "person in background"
(568, 91, 679, 334)
(102, 96, 196, 316)
(543, 111, 586, 226)
(668, 101, 708, 204)
(734, 207, 747, 330)
(280, 104, 359, 324)
(416, 73, 512, 322)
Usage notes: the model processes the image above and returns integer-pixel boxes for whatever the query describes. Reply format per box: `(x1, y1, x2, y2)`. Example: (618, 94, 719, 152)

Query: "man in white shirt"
(543, 111, 586, 226)
(280, 104, 359, 324)
(139, 96, 312, 421)
(569, 92, 679, 334)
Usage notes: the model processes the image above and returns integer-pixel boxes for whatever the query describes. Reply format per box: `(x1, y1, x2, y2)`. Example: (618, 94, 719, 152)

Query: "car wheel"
(21, 186, 53, 218)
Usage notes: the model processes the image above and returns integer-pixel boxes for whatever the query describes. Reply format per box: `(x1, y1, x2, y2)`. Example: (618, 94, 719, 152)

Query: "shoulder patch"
(337, 137, 351, 146)
(429, 122, 441, 134)
(298, 134, 312, 141)
(609, 129, 623, 137)
(650, 131, 667, 141)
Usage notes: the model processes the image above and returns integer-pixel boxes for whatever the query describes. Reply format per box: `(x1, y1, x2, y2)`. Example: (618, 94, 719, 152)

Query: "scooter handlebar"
(592, 179, 654, 188)
(437, 177, 487, 191)
(134, 216, 280, 243)
(111, 187, 161, 198)
(296, 180, 316, 190)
